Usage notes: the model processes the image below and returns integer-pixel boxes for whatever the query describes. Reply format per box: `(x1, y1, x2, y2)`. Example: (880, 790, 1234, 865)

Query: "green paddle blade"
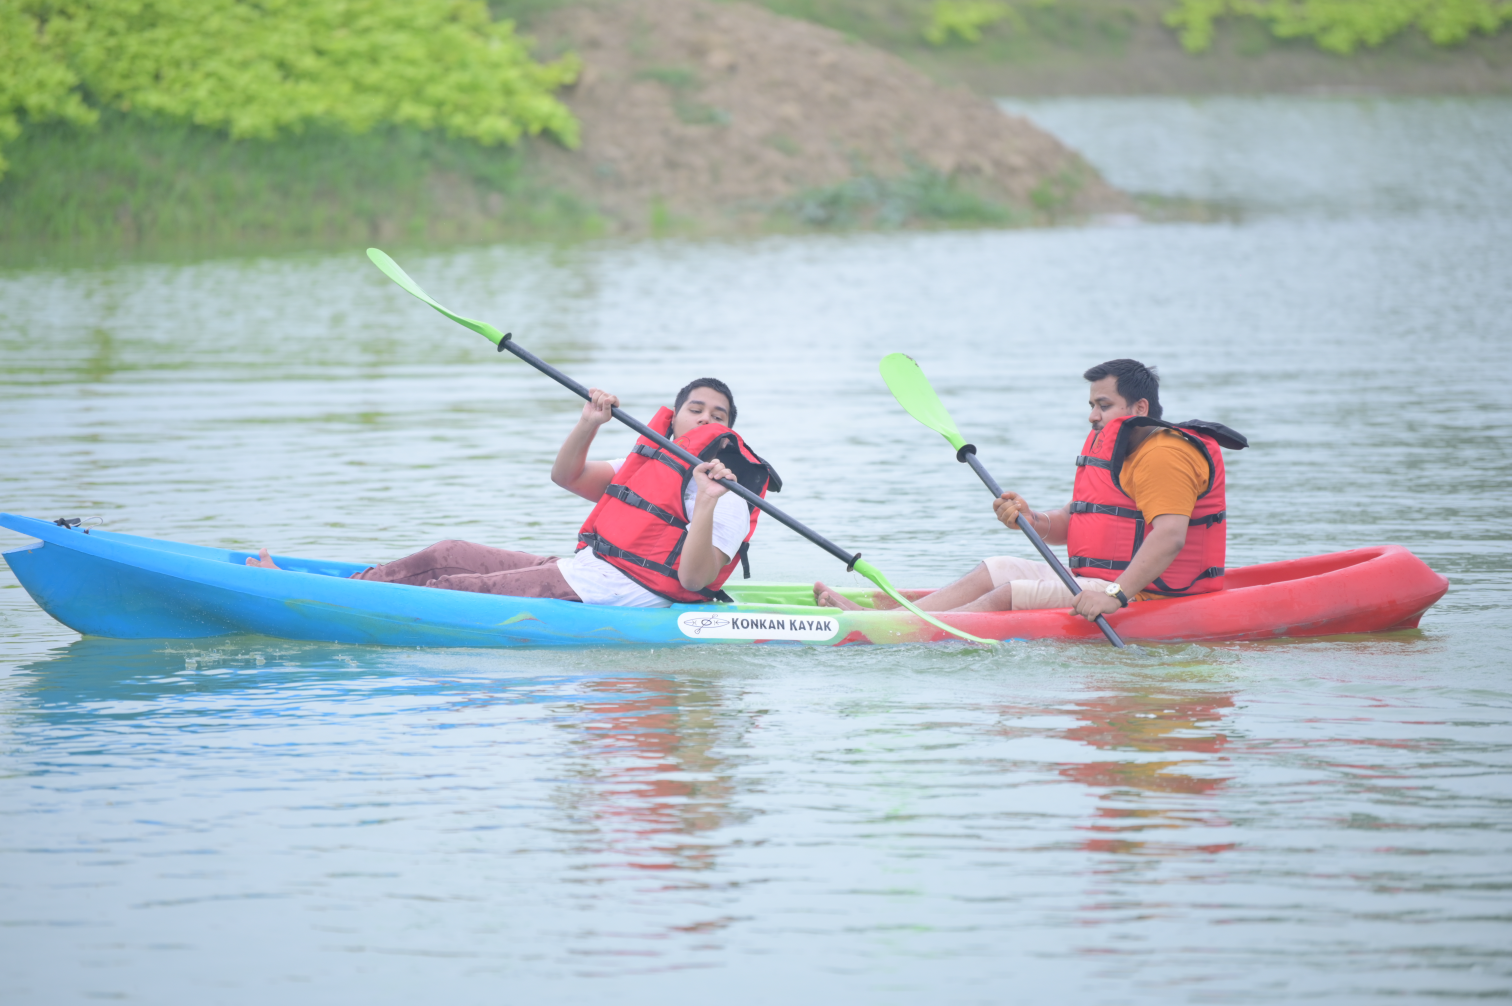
(851, 559, 997, 646)
(367, 248, 508, 346)
(879, 352, 967, 452)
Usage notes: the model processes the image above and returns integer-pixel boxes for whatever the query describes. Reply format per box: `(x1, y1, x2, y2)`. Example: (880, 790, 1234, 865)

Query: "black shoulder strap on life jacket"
(753, 454, 782, 493)
(1174, 420, 1247, 451)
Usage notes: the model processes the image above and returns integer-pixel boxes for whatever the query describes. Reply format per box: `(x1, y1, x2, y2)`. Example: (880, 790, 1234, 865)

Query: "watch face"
(1105, 583, 1121, 595)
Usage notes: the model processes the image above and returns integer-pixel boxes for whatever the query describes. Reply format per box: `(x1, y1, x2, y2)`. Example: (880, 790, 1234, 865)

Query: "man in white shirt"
(250, 379, 753, 607)
(550, 379, 752, 607)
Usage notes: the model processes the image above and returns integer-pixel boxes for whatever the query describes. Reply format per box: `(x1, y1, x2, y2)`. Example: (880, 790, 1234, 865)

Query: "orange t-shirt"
(1120, 429, 1209, 522)
(1118, 430, 1210, 601)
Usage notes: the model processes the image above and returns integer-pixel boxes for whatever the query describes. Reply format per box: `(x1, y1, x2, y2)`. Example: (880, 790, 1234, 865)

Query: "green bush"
(923, 0, 1020, 44)
(1165, 0, 1512, 53)
(0, 0, 580, 179)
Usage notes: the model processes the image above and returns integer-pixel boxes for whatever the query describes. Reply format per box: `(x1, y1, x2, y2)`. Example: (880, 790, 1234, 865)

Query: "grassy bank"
(0, 116, 600, 267)
(0, 115, 1048, 266)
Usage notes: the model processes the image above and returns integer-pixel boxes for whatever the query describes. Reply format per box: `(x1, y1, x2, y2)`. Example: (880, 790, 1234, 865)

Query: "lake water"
(2, 98, 1510, 1003)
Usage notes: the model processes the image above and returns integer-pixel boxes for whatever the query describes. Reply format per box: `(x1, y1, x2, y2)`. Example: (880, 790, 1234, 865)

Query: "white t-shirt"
(556, 458, 751, 607)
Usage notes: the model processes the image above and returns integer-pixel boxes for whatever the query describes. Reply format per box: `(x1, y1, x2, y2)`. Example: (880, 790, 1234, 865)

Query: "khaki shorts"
(983, 555, 1111, 611)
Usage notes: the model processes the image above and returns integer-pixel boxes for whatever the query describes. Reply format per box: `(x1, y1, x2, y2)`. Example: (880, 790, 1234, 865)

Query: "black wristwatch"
(1103, 582, 1130, 608)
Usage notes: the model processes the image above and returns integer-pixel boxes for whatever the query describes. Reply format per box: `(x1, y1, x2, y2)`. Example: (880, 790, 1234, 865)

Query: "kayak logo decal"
(677, 611, 840, 641)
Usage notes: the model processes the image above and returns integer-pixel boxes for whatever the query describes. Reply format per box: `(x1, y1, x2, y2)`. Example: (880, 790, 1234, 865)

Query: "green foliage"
(1165, 0, 1512, 53)
(753, 0, 1133, 60)
(924, 0, 1019, 43)
(781, 166, 1020, 229)
(0, 114, 599, 263)
(0, 4, 95, 177)
(0, 0, 580, 179)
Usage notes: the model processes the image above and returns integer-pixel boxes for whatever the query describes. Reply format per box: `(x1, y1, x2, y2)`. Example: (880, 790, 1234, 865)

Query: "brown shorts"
(983, 555, 1112, 611)
(352, 540, 582, 601)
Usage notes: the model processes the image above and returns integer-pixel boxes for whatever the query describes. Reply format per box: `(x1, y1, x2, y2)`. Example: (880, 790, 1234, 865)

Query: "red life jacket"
(576, 407, 781, 604)
(1065, 415, 1246, 597)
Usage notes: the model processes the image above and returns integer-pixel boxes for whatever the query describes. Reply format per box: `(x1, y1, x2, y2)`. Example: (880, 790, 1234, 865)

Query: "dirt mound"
(531, 0, 1128, 233)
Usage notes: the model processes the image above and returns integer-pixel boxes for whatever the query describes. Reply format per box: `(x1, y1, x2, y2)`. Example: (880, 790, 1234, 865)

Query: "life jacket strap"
(604, 483, 685, 527)
(737, 540, 751, 579)
(1075, 455, 1114, 470)
(1147, 566, 1225, 595)
(1067, 556, 1131, 571)
(1069, 500, 1142, 520)
(578, 532, 728, 601)
(630, 443, 691, 476)
(1067, 561, 1224, 591)
(580, 531, 679, 579)
(1070, 501, 1225, 528)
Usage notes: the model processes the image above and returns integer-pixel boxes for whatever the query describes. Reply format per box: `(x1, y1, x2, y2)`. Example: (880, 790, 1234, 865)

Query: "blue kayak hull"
(1, 513, 791, 648)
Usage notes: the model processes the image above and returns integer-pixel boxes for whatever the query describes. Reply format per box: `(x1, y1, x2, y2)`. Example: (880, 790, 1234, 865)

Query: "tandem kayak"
(1, 513, 1448, 648)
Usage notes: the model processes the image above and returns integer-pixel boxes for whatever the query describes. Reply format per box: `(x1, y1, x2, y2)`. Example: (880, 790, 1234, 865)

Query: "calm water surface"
(2, 98, 1510, 1003)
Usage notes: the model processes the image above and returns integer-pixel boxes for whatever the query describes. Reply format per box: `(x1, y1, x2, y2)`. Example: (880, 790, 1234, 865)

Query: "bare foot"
(872, 589, 937, 610)
(813, 581, 864, 610)
(245, 547, 282, 570)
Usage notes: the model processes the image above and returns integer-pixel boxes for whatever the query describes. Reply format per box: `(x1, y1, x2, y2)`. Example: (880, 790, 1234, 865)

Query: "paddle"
(879, 353, 1126, 648)
(366, 248, 995, 646)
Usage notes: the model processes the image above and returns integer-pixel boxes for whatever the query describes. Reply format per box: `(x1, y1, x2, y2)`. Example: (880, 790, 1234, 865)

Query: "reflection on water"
(2, 99, 1511, 1002)
(565, 676, 743, 876)
(1061, 690, 1236, 857)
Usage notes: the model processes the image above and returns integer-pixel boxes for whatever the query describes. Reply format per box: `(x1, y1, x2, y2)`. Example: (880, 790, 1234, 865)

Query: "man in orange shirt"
(816, 359, 1244, 622)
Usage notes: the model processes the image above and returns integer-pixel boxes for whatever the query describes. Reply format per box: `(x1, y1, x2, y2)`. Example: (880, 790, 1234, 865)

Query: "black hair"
(1083, 359, 1162, 420)
(673, 377, 736, 426)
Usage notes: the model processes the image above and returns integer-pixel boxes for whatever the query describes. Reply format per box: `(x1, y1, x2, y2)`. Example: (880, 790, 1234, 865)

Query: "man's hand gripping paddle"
(879, 353, 1126, 648)
(366, 248, 995, 646)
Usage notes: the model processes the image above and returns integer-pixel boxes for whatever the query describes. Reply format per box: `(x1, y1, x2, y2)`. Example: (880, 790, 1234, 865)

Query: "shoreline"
(4, 0, 1508, 265)
(6, 90, 1505, 270)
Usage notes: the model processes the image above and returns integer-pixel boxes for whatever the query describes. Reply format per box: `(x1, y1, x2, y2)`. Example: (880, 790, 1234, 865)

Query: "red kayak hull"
(932, 545, 1450, 644)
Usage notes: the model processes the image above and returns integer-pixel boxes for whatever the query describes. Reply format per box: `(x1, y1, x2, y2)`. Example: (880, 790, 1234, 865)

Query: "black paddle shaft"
(957, 446, 1126, 648)
(497, 335, 862, 571)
